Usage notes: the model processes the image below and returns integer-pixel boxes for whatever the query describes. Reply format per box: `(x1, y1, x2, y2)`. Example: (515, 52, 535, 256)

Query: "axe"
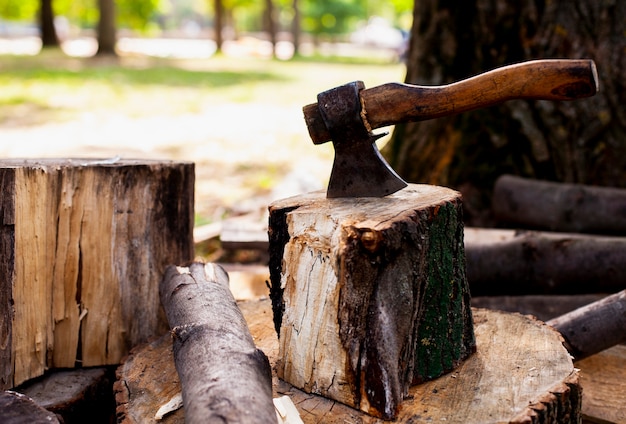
(303, 59, 599, 198)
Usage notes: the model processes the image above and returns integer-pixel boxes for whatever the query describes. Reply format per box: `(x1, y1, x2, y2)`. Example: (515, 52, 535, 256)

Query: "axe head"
(311, 81, 407, 198)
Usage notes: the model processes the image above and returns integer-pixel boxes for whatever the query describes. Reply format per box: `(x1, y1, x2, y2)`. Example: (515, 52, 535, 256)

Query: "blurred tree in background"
(384, 0, 626, 226)
(0, 0, 412, 55)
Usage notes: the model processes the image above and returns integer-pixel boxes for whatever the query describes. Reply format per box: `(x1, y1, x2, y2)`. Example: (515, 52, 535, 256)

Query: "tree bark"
(0, 159, 194, 389)
(384, 0, 626, 227)
(264, 0, 277, 58)
(547, 290, 626, 360)
(16, 368, 114, 423)
(493, 174, 626, 234)
(39, 0, 59, 48)
(96, 0, 116, 55)
(159, 262, 276, 424)
(291, 0, 301, 55)
(465, 231, 626, 296)
(0, 391, 60, 424)
(213, 0, 224, 52)
(268, 185, 475, 420)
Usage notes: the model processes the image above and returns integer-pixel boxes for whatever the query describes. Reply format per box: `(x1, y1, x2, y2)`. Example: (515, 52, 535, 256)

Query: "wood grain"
(117, 300, 587, 423)
(0, 159, 194, 389)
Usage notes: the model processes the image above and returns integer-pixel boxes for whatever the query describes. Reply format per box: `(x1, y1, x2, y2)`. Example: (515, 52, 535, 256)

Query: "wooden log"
(268, 184, 476, 419)
(575, 345, 626, 424)
(159, 262, 276, 424)
(114, 334, 183, 424)
(471, 294, 606, 321)
(0, 391, 61, 424)
(15, 367, 114, 424)
(547, 289, 626, 360)
(465, 230, 626, 295)
(117, 299, 586, 423)
(493, 174, 626, 234)
(0, 158, 194, 389)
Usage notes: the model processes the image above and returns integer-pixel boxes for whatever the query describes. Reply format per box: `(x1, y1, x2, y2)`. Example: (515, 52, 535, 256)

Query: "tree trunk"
(0, 159, 194, 389)
(96, 0, 116, 55)
(384, 0, 626, 227)
(213, 0, 224, 53)
(39, 0, 59, 48)
(291, 0, 301, 56)
(268, 185, 475, 420)
(264, 0, 277, 58)
(159, 262, 276, 424)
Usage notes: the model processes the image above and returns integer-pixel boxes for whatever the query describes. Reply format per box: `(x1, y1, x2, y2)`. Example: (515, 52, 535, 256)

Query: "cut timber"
(16, 367, 114, 423)
(117, 299, 584, 423)
(0, 158, 194, 389)
(465, 230, 626, 295)
(268, 184, 475, 419)
(575, 345, 626, 424)
(159, 262, 276, 424)
(0, 390, 61, 423)
(547, 289, 626, 360)
(493, 174, 626, 234)
(114, 334, 183, 424)
(472, 294, 606, 321)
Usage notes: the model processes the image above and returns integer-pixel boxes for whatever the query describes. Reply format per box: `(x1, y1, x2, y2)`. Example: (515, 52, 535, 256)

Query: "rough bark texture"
(547, 290, 626, 360)
(0, 159, 194, 389)
(493, 174, 626, 234)
(119, 299, 587, 423)
(384, 0, 625, 226)
(16, 367, 115, 424)
(268, 185, 475, 419)
(159, 262, 276, 424)
(0, 391, 60, 424)
(465, 230, 626, 295)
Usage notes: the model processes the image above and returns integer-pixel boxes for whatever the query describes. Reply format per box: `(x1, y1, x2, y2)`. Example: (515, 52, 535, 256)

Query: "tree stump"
(115, 299, 586, 423)
(0, 158, 194, 389)
(268, 184, 475, 419)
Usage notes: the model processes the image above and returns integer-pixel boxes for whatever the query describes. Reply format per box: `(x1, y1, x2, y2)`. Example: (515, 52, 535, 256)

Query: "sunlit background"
(0, 0, 411, 240)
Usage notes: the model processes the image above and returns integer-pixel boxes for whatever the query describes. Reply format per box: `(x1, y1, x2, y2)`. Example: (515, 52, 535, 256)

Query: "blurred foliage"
(0, 0, 414, 36)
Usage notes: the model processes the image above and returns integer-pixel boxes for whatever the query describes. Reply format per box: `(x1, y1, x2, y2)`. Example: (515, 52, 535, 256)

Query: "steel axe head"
(307, 81, 407, 198)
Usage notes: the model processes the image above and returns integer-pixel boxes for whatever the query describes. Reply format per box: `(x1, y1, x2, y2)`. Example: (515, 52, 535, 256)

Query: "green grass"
(0, 50, 405, 124)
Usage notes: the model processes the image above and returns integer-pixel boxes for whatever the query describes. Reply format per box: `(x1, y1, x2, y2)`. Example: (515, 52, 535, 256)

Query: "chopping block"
(268, 184, 475, 419)
(0, 158, 194, 390)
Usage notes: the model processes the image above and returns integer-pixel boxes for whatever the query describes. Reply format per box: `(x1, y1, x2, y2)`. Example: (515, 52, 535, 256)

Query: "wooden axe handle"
(304, 59, 598, 144)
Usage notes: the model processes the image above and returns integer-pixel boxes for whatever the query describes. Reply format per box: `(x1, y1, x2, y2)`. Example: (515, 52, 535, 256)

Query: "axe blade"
(327, 133, 407, 198)
(318, 81, 407, 198)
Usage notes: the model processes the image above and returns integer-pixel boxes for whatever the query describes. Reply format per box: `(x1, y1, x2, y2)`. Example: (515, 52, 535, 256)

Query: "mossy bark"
(268, 185, 475, 419)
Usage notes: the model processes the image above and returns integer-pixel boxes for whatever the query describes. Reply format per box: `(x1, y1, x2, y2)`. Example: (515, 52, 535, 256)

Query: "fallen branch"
(493, 174, 626, 234)
(548, 289, 626, 360)
(159, 262, 275, 424)
(465, 231, 626, 295)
